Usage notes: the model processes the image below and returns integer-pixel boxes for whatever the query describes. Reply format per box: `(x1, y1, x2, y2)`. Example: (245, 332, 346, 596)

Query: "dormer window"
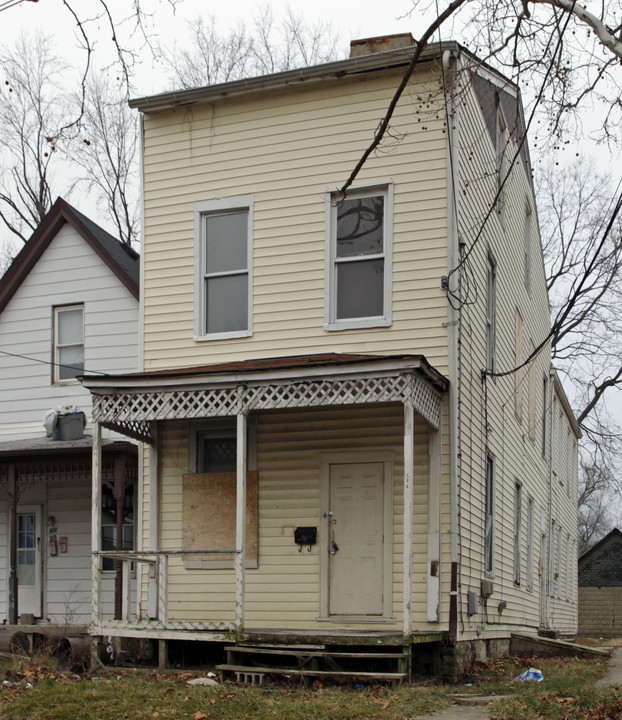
(53, 304, 84, 383)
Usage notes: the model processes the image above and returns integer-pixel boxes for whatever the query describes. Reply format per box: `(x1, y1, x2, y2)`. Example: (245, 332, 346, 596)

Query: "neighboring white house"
(0, 198, 139, 630)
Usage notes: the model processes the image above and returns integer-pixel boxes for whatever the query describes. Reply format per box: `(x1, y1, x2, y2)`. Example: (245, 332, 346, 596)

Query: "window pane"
(205, 212, 248, 273)
(206, 274, 248, 333)
(17, 552, 35, 585)
(58, 345, 85, 380)
(336, 259, 384, 319)
(201, 437, 237, 472)
(336, 196, 384, 258)
(58, 308, 83, 344)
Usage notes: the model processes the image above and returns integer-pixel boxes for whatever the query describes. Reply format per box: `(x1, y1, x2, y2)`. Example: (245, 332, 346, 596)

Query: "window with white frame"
(526, 496, 534, 590)
(486, 255, 496, 373)
(524, 200, 532, 291)
(515, 309, 524, 419)
(541, 376, 548, 458)
(513, 481, 522, 585)
(485, 455, 495, 574)
(325, 185, 393, 330)
(496, 107, 508, 221)
(194, 195, 253, 340)
(53, 304, 84, 383)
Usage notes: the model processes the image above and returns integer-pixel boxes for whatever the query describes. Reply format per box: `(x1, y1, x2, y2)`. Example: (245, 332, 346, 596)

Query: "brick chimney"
(349, 33, 415, 58)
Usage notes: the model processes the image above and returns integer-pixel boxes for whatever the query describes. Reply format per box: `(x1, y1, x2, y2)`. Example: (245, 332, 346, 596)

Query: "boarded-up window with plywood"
(182, 472, 258, 569)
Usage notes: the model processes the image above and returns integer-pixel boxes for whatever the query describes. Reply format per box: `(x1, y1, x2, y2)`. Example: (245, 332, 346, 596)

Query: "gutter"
(129, 42, 461, 113)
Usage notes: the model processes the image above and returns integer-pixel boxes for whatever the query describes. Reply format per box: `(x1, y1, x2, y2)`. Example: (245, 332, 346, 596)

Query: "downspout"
(546, 371, 556, 630)
(443, 48, 460, 646)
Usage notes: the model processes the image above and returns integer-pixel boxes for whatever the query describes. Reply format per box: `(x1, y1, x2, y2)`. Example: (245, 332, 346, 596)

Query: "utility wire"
(0, 348, 109, 376)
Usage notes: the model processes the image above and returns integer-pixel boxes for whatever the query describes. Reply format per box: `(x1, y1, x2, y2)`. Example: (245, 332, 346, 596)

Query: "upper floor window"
(53, 304, 84, 383)
(496, 107, 508, 223)
(194, 195, 253, 340)
(325, 185, 393, 330)
(486, 255, 496, 373)
(524, 200, 532, 292)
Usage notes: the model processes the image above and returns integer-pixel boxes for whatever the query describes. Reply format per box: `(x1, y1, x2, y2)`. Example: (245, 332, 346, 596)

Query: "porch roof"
(82, 353, 448, 443)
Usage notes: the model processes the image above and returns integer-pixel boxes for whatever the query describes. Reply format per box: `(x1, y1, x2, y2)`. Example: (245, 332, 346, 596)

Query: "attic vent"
(349, 33, 415, 58)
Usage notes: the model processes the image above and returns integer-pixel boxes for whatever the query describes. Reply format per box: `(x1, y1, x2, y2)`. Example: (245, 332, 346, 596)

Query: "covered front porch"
(84, 354, 448, 665)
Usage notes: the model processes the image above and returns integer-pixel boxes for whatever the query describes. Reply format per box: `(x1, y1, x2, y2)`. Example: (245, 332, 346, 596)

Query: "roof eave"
(129, 41, 461, 113)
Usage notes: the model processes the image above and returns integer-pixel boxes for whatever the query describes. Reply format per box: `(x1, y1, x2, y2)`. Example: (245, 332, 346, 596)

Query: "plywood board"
(182, 472, 258, 562)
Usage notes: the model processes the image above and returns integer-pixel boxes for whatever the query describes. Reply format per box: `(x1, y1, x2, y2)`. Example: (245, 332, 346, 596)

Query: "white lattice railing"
(92, 371, 442, 443)
(92, 551, 237, 634)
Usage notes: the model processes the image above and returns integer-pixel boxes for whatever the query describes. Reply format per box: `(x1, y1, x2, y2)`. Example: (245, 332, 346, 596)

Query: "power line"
(0, 348, 109, 376)
(0, 0, 36, 12)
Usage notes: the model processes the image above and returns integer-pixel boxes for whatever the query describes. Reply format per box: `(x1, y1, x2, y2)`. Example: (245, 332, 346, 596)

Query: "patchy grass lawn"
(469, 654, 619, 720)
(0, 651, 617, 720)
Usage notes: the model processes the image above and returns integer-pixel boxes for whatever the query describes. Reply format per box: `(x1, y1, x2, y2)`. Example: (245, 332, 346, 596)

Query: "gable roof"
(579, 527, 622, 563)
(0, 197, 139, 313)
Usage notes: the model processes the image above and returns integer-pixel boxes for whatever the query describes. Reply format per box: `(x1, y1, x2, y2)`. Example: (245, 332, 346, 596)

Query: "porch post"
(147, 422, 160, 619)
(91, 421, 102, 628)
(403, 401, 415, 638)
(427, 427, 442, 622)
(8, 463, 18, 624)
(235, 412, 247, 631)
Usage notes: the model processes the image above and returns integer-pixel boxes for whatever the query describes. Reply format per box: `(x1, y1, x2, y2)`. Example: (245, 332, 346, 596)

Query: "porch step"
(218, 643, 410, 683)
(217, 664, 407, 682)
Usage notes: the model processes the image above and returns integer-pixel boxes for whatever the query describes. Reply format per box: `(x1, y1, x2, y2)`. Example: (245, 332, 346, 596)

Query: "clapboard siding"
(0, 222, 139, 439)
(152, 405, 434, 629)
(141, 65, 450, 375)
(452, 74, 578, 639)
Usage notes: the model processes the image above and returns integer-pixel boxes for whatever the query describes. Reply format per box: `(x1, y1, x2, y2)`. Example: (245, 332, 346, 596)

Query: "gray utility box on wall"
(53, 412, 85, 441)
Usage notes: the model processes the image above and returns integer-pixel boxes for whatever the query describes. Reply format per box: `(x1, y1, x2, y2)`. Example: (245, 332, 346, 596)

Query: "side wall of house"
(0, 222, 139, 441)
(451, 64, 578, 641)
(140, 64, 450, 377)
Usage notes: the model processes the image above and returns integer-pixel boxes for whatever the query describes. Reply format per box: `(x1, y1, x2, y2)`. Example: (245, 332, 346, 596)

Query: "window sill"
(194, 329, 252, 342)
(325, 317, 391, 332)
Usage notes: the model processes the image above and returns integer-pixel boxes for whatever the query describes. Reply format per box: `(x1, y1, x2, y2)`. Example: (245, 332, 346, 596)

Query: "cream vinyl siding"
(141, 67, 449, 374)
(152, 405, 433, 629)
(453, 71, 577, 639)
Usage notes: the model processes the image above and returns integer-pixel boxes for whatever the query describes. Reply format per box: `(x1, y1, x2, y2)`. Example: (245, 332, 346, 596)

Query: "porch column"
(147, 422, 160, 620)
(235, 412, 247, 630)
(427, 427, 442, 622)
(91, 421, 102, 628)
(8, 463, 17, 624)
(403, 401, 415, 638)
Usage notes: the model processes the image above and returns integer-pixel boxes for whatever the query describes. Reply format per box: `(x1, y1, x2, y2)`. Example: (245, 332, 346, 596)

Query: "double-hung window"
(485, 455, 495, 574)
(53, 304, 84, 383)
(486, 255, 496, 374)
(325, 185, 393, 330)
(194, 195, 253, 340)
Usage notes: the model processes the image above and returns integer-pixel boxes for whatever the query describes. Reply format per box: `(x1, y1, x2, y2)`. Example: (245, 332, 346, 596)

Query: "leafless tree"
(159, 6, 343, 90)
(0, 32, 70, 243)
(69, 74, 140, 247)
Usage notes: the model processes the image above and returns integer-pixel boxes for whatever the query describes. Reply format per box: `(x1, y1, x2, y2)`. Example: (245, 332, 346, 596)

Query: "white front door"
(328, 462, 385, 616)
(17, 507, 42, 618)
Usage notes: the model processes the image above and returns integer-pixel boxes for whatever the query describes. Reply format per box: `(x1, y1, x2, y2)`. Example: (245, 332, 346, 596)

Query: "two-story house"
(83, 35, 580, 680)
(0, 198, 139, 650)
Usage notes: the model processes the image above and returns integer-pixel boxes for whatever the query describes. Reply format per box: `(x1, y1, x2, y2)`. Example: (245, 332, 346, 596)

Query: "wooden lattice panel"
(92, 370, 441, 442)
